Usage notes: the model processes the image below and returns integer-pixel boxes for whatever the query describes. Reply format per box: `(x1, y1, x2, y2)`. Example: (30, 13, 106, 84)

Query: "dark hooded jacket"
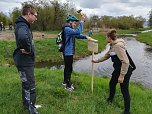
(13, 16, 35, 67)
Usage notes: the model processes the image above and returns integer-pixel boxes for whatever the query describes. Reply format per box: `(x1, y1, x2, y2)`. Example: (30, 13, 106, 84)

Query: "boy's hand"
(86, 36, 92, 40)
(81, 16, 86, 22)
(87, 36, 98, 42)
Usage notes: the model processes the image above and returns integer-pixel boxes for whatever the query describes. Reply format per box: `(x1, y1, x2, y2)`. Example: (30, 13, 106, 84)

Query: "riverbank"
(0, 34, 106, 66)
(1, 28, 151, 66)
(136, 32, 152, 46)
(117, 28, 150, 34)
(0, 66, 152, 114)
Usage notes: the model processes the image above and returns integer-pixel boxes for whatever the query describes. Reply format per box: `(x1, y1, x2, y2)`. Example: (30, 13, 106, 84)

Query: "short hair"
(21, 4, 37, 16)
(107, 29, 117, 40)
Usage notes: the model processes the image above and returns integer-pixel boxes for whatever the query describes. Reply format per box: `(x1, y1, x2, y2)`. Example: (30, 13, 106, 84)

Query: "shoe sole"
(65, 87, 74, 92)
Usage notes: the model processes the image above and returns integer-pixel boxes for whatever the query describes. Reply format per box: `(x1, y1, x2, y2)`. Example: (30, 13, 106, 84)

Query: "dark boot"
(29, 105, 38, 114)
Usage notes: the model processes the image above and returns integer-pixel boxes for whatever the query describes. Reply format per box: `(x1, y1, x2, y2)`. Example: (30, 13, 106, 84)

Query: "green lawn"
(1, 28, 150, 66)
(0, 66, 152, 114)
(136, 32, 152, 46)
(0, 33, 106, 65)
(1, 30, 152, 114)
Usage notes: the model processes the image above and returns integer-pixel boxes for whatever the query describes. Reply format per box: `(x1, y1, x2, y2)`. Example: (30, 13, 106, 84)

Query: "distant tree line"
(88, 15, 145, 30)
(148, 9, 152, 28)
(0, 0, 150, 31)
(10, 0, 78, 31)
(0, 12, 12, 26)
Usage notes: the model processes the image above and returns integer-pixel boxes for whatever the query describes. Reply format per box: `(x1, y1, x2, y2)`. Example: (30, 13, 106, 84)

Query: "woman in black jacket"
(92, 30, 136, 114)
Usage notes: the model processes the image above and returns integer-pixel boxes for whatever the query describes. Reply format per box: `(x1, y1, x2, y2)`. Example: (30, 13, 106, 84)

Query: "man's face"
(27, 12, 37, 24)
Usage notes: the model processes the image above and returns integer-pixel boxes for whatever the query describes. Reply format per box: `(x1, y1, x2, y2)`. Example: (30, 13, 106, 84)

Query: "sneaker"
(35, 105, 42, 109)
(65, 86, 74, 91)
(65, 85, 74, 92)
(70, 84, 74, 90)
(62, 82, 67, 86)
(29, 105, 38, 114)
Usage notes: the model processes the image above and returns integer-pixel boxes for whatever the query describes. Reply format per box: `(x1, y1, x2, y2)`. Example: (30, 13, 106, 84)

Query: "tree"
(135, 16, 145, 28)
(148, 9, 152, 28)
(0, 12, 12, 27)
(22, 0, 76, 31)
(11, 7, 21, 26)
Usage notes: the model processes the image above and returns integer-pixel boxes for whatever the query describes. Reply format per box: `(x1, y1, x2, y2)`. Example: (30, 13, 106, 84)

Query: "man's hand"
(118, 76, 124, 83)
(20, 49, 30, 54)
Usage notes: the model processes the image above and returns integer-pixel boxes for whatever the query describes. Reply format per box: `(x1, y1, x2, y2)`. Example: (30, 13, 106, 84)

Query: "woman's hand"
(92, 60, 99, 63)
(118, 76, 124, 83)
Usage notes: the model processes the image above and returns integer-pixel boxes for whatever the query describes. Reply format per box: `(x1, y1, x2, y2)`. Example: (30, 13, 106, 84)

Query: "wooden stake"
(91, 51, 94, 93)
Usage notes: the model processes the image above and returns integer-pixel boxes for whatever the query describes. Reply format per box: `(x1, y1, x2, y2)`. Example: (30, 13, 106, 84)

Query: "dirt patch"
(0, 31, 15, 40)
(32, 32, 57, 39)
(0, 31, 57, 40)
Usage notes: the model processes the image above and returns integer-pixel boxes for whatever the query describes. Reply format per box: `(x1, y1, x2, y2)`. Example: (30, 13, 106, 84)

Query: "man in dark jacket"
(13, 4, 38, 114)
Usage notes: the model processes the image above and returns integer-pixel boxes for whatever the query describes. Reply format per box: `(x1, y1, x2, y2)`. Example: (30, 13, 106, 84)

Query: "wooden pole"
(91, 51, 94, 93)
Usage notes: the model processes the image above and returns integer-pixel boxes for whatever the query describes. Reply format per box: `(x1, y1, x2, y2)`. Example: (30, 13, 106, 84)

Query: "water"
(73, 37, 152, 89)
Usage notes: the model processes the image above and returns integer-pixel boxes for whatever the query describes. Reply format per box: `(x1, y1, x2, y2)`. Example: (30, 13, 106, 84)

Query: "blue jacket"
(13, 16, 35, 67)
(63, 22, 87, 56)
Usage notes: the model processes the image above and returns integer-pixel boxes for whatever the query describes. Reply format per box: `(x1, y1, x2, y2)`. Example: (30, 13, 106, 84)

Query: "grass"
(136, 32, 152, 46)
(44, 30, 60, 34)
(1, 29, 152, 114)
(1, 28, 150, 65)
(0, 66, 152, 114)
(0, 34, 106, 65)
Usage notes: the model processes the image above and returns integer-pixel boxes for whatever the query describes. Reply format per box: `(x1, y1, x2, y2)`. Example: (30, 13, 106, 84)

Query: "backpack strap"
(126, 50, 136, 71)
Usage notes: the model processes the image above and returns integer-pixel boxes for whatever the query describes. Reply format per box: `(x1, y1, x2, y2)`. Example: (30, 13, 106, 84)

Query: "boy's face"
(71, 21, 77, 28)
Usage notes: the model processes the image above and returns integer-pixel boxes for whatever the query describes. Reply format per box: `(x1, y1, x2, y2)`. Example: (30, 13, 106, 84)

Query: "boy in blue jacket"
(62, 15, 92, 91)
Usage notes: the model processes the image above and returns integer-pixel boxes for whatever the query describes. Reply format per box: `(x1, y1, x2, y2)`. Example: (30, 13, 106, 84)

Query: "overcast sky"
(0, 0, 152, 20)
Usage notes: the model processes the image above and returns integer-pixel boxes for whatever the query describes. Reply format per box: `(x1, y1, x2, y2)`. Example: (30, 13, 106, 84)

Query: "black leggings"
(64, 55, 73, 87)
(108, 66, 132, 112)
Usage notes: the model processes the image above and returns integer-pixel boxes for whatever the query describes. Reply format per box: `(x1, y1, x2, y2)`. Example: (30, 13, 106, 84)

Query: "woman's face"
(106, 36, 112, 43)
